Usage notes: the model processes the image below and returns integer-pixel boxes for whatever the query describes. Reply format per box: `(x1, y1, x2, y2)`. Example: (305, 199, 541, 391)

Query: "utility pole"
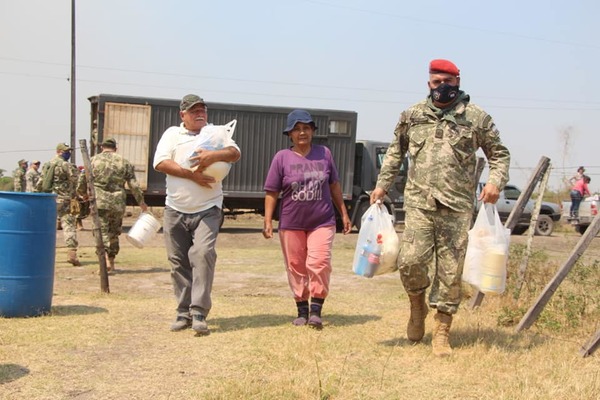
(70, 0, 77, 164)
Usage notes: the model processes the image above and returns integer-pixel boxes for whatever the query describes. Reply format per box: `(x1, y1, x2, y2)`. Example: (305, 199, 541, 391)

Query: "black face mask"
(430, 83, 459, 104)
(61, 151, 71, 161)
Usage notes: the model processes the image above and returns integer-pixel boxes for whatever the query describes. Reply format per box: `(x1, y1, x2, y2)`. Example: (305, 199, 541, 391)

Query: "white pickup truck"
(562, 194, 599, 234)
(477, 183, 562, 236)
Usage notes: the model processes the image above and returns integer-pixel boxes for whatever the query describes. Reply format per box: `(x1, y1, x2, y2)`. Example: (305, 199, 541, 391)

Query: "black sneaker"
(170, 316, 192, 332)
(192, 314, 210, 335)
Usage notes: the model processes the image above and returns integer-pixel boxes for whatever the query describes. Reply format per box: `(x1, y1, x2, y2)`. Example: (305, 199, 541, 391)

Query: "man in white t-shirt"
(153, 94, 240, 335)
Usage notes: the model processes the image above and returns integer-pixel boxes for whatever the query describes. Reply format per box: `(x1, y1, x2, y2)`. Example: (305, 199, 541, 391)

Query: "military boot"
(67, 249, 81, 266)
(432, 311, 453, 357)
(407, 293, 428, 342)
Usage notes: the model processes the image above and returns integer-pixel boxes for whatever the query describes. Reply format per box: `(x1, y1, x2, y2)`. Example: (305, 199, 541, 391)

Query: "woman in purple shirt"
(263, 110, 351, 329)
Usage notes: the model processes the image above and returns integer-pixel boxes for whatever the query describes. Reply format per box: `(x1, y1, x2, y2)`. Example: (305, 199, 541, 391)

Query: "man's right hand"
(190, 169, 216, 188)
(370, 187, 386, 204)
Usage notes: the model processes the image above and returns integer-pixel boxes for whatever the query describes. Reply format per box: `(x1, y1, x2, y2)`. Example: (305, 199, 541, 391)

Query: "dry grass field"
(1, 211, 599, 399)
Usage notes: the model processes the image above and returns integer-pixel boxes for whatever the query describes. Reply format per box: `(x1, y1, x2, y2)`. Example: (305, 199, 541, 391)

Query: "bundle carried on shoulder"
(183, 119, 237, 182)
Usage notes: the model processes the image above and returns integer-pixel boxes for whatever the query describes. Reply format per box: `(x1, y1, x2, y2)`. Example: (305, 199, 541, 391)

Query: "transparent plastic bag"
(183, 119, 237, 182)
(463, 203, 510, 294)
(352, 201, 400, 278)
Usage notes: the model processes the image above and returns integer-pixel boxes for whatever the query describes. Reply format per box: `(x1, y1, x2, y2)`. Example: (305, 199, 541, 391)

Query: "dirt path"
(66, 211, 600, 264)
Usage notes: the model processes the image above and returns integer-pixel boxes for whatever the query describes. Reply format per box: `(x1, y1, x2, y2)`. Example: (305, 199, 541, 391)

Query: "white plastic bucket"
(126, 212, 161, 249)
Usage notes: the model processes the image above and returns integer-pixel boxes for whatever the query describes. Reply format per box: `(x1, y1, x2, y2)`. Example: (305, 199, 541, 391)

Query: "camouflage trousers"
(399, 205, 472, 315)
(96, 208, 125, 258)
(57, 199, 78, 249)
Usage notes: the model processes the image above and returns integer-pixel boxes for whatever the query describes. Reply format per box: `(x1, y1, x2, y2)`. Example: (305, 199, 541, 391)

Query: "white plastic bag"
(352, 201, 400, 278)
(463, 203, 511, 294)
(183, 119, 237, 182)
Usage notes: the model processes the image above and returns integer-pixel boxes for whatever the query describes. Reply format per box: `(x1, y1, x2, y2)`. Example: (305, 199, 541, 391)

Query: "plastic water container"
(203, 161, 232, 182)
(479, 246, 507, 294)
(356, 240, 381, 278)
(0, 191, 57, 317)
(126, 212, 161, 249)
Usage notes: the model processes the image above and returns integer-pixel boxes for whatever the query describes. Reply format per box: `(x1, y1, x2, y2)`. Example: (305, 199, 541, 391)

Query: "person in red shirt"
(570, 175, 591, 218)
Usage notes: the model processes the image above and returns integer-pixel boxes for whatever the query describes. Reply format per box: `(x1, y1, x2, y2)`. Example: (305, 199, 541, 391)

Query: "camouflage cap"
(56, 142, 72, 151)
(102, 138, 117, 148)
(32, 160, 40, 165)
(180, 94, 206, 111)
(18, 159, 27, 165)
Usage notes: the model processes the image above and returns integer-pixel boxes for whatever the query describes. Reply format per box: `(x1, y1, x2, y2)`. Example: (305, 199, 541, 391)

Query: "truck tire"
(534, 214, 553, 236)
(511, 226, 528, 235)
(219, 209, 225, 229)
(354, 201, 371, 231)
(575, 224, 588, 235)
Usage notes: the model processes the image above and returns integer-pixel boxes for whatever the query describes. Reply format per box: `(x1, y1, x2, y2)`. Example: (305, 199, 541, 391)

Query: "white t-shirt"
(153, 123, 240, 214)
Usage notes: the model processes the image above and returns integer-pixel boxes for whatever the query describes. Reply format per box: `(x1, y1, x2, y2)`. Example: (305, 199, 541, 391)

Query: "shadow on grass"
(113, 267, 169, 275)
(326, 313, 382, 327)
(379, 327, 548, 352)
(0, 363, 29, 384)
(50, 305, 107, 316)
(210, 313, 289, 332)
(210, 313, 381, 332)
(219, 226, 263, 234)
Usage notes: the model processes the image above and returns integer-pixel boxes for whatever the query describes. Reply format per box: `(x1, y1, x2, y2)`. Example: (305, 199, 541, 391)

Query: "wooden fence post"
(515, 213, 600, 332)
(514, 166, 551, 299)
(580, 329, 600, 357)
(79, 139, 110, 293)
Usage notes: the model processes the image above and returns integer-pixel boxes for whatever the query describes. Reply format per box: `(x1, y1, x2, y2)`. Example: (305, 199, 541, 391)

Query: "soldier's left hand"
(479, 183, 500, 204)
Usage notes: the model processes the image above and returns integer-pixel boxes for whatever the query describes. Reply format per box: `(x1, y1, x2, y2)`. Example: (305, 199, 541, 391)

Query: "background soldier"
(13, 159, 28, 192)
(25, 160, 42, 192)
(77, 138, 147, 272)
(40, 143, 81, 266)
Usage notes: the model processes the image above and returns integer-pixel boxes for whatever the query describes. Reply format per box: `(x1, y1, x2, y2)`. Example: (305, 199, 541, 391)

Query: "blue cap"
(283, 109, 317, 135)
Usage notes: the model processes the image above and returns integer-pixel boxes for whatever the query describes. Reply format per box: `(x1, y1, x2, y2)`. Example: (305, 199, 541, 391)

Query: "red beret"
(429, 59, 460, 76)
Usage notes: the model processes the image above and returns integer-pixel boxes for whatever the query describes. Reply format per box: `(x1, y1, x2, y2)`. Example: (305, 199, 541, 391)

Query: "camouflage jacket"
(77, 151, 144, 211)
(376, 93, 510, 213)
(25, 168, 41, 192)
(13, 167, 26, 192)
(39, 156, 78, 200)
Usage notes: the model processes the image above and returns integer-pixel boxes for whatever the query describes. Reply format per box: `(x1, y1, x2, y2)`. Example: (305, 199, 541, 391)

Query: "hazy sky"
(1, 0, 598, 192)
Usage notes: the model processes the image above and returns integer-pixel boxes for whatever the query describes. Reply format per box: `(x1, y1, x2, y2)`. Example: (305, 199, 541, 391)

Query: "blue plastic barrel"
(0, 191, 57, 317)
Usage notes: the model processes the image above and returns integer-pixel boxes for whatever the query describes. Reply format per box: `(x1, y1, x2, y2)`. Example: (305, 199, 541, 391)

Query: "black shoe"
(192, 314, 210, 335)
(170, 316, 192, 332)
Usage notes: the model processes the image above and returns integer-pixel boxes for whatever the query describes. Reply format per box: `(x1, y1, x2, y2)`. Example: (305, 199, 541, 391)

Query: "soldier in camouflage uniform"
(40, 143, 82, 266)
(77, 138, 147, 272)
(25, 160, 42, 192)
(12, 159, 28, 192)
(371, 59, 510, 357)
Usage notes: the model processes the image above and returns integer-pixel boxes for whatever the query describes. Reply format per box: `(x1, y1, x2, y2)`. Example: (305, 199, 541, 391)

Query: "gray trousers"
(163, 206, 221, 318)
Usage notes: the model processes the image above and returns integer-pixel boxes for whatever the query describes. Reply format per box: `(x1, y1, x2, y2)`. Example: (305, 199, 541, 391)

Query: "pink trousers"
(278, 226, 336, 302)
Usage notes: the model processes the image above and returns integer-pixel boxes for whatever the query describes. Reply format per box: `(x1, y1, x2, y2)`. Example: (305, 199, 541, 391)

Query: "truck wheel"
(575, 224, 588, 235)
(511, 226, 528, 235)
(219, 209, 225, 229)
(534, 214, 553, 236)
(354, 201, 371, 231)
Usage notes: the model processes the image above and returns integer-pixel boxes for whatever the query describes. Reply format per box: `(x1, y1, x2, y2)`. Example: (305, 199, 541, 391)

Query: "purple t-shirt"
(264, 145, 340, 231)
